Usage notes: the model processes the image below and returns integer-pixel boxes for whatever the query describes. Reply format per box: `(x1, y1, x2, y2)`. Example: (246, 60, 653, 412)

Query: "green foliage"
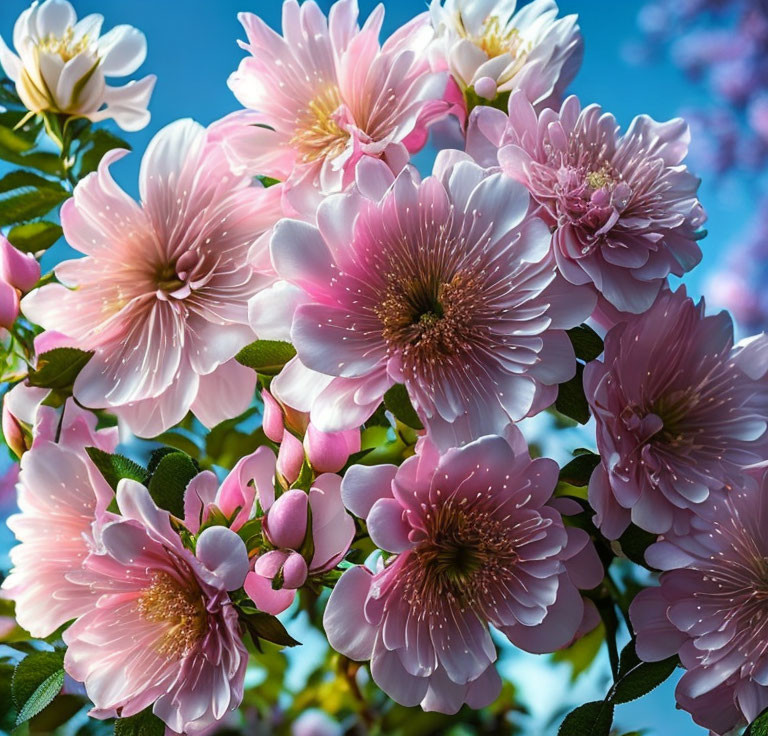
(617, 524, 658, 568)
(552, 622, 606, 682)
(114, 708, 165, 736)
(147, 450, 199, 518)
(27, 347, 94, 391)
(238, 605, 301, 649)
(567, 325, 604, 362)
(747, 708, 768, 735)
(609, 642, 678, 705)
(558, 700, 614, 736)
(77, 129, 130, 178)
(559, 450, 600, 486)
(555, 363, 590, 424)
(0, 169, 70, 227)
(12, 650, 66, 726)
(86, 446, 147, 491)
(383, 383, 424, 430)
(7, 220, 63, 253)
(236, 339, 297, 376)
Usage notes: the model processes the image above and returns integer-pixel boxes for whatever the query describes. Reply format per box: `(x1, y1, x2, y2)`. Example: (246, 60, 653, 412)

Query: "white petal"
(97, 25, 147, 76)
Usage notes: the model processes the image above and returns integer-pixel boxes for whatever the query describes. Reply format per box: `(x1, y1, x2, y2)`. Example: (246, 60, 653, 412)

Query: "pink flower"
(227, 0, 449, 210)
(323, 429, 602, 714)
(2, 397, 117, 637)
(254, 155, 595, 449)
(586, 287, 768, 538)
(483, 92, 706, 313)
(22, 117, 282, 438)
(630, 468, 768, 735)
(428, 0, 582, 112)
(63, 481, 249, 734)
(240, 449, 355, 615)
(0, 234, 40, 329)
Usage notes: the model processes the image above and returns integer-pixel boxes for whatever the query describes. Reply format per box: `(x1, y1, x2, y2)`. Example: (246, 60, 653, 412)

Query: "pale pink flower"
(483, 92, 706, 313)
(630, 468, 768, 735)
(227, 0, 449, 211)
(64, 481, 249, 734)
(586, 287, 768, 539)
(323, 429, 602, 714)
(428, 0, 582, 112)
(0, 234, 40, 329)
(22, 118, 282, 437)
(252, 155, 595, 449)
(2, 395, 117, 637)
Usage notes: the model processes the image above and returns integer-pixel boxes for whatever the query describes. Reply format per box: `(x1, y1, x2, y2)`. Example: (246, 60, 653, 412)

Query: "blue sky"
(0, 2, 751, 734)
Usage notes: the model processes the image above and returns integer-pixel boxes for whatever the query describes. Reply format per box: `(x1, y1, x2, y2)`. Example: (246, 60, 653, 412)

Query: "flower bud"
(264, 489, 308, 550)
(254, 549, 308, 590)
(276, 431, 304, 485)
(304, 424, 360, 473)
(0, 237, 40, 293)
(474, 76, 497, 100)
(0, 282, 20, 331)
(261, 390, 285, 442)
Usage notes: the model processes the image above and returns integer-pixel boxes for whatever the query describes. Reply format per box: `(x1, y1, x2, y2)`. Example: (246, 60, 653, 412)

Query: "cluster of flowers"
(0, 0, 766, 734)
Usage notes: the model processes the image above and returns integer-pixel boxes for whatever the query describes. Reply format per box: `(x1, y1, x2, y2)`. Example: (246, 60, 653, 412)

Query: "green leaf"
(617, 524, 658, 568)
(552, 622, 605, 682)
(114, 707, 165, 736)
(12, 650, 65, 726)
(235, 339, 296, 376)
(77, 129, 130, 179)
(147, 451, 199, 519)
(558, 700, 614, 736)
(27, 347, 94, 391)
(747, 708, 768, 736)
(609, 641, 678, 705)
(0, 170, 67, 195)
(257, 175, 280, 188)
(86, 447, 146, 492)
(383, 383, 424, 430)
(555, 364, 590, 425)
(7, 221, 63, 253)
(559, 451, 600, 487)
(0, 185, 69, 227)
(239, 608, 300, 648)
(567, 324, 604, 362)
(28, 693, 82, 733)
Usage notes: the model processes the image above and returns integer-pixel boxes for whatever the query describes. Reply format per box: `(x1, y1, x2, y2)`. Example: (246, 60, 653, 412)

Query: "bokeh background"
(0, 1, 764, 734)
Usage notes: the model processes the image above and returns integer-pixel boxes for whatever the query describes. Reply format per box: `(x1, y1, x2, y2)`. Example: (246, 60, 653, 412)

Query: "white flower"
(428, 0, 582, 108)
(0, 0, 155, 131)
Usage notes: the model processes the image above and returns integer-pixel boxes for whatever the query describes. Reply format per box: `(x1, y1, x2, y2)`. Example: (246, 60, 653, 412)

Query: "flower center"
(458, 14, 526, 60)
(38, 26, 91, 63)
(155, 262, 184, 293)
(291, 86, 349, 164)
(136, 570, 207, 659)
(586, 164, 615, 191)
(374, 271, 481, 363)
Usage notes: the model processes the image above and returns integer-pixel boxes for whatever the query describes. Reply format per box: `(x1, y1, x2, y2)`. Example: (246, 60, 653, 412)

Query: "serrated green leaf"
(609, 641, 678, 705)
(27, 347, 93, 391)
(0, 185, 69, 227)
(7, 221, 63, 253)
(559, 451, 600, 487)
(147, 451, 199, 518)
(85, 447, 146, 492)
(235, 339, 296, 376)
(383, 383, 423, 430)
(555, 364, 590, 425)
(567, 324, 604, 362)
(114, 707, 165, 736)
(558, 700, 613, 736)
(12, 650, 65, 726)
(27, 693, 82, 733)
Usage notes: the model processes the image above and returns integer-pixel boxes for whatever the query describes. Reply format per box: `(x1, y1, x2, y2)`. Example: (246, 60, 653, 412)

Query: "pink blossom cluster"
(0, 0, 766, 734)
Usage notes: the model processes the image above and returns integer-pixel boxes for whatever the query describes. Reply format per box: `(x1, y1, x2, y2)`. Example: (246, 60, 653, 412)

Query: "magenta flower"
(22, 117, 282, 437)
(323, 429, 602, 714)
(586, 287, 768, 539)
(484, 91, 706, 313)
(630, 468, 768, 735)
(63, 481, 249, 734)
(256, 155, 595, 449)
(227, 0, 449, 210)
(2, 395, 117, 637)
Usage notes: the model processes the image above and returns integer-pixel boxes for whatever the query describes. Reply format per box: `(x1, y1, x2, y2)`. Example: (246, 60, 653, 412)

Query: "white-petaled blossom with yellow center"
(0, 0, 155, 130)
(428, 0, 582, 110)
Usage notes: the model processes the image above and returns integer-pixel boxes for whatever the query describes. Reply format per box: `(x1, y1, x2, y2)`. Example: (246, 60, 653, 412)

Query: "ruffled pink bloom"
(253, 155, 595, 449)
(22, 117, 282, 437)
(227, 0, 449, 211)
(242, 449, 355, 615)
(630, 468, 768, 735)
(64, 481, 249, 734)
(479, 91, 706, 313)
(428, 0, 582, 113)
(2, 395, 117, 637)
(323, 429, 602, 714)
(0, 234, 40, 329)
(586, 287, 768, 538)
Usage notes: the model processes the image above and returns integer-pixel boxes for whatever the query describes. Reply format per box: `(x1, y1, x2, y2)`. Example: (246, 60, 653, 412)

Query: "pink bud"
(0, 281, 19, 330)
(0, 236, 40, 293)
(282, 551, 308, 589)
(474, 76, 498, 100)
(1, 400, 25, 458)
(276, 430, 304, 485)
(253, 550, 308, 591)
(265, 488, 308, 549)
(304, 424, 361, 473)
(243, 570, 295, 615)
(261, 390, 285, 443)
